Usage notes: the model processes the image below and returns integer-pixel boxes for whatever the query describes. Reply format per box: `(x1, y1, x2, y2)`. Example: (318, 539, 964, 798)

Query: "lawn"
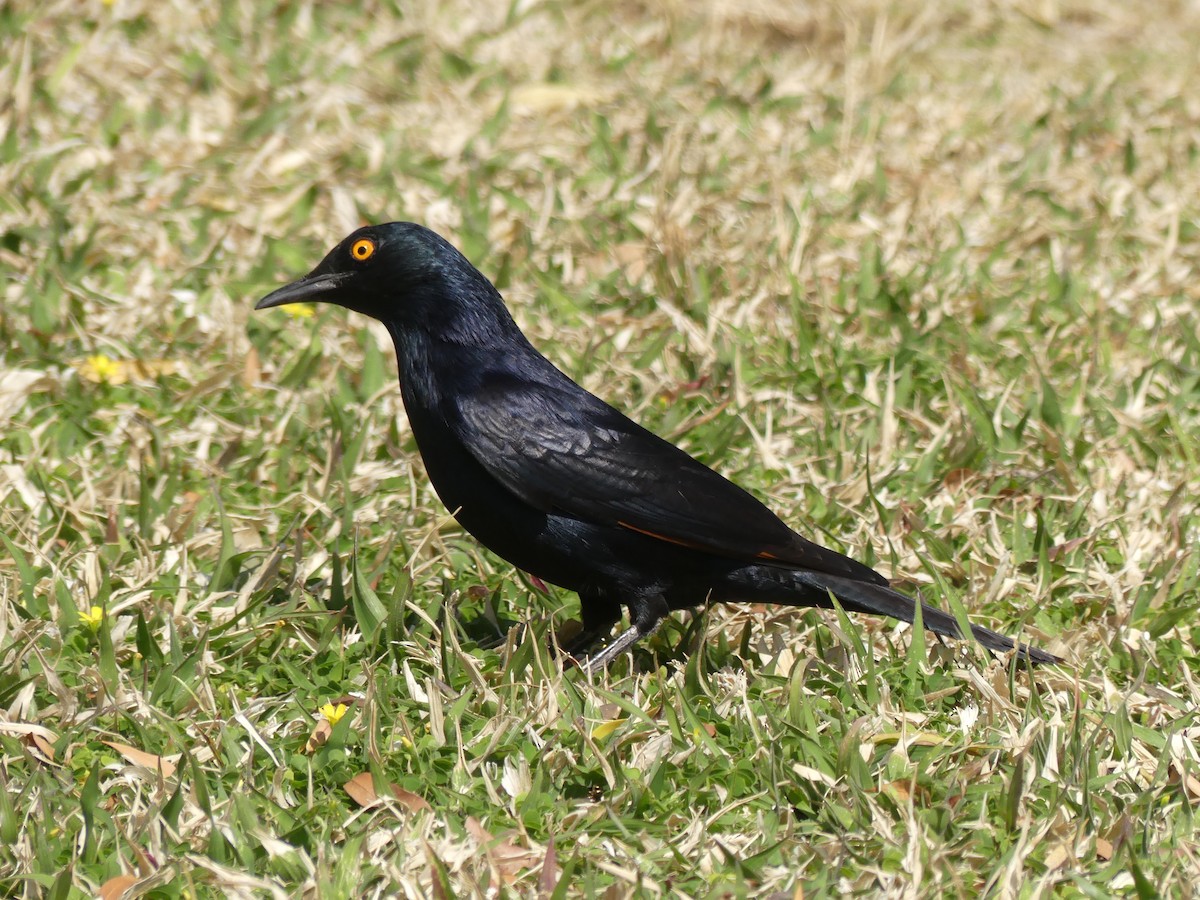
(1, 0, 1198, 896)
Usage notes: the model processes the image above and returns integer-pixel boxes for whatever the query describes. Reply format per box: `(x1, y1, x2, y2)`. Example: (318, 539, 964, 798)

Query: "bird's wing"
(454, 376, 886, 584)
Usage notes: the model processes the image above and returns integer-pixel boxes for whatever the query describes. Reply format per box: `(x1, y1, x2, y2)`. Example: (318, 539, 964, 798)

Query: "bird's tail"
(789, 570, 1062, 665)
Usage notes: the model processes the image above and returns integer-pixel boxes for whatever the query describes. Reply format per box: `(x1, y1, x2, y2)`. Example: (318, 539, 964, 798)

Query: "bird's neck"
(385, 316, 542, 412)
(416, 273, 523, 340)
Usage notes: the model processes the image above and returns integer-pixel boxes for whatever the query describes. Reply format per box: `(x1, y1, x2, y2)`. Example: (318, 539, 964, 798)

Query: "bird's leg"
(579, 593, 669, 674)
(579, 624, 647, 673)
(557, 590, 620, 660)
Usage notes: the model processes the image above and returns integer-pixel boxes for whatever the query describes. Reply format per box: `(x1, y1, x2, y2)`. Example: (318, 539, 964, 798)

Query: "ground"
(1, 0, 1199, 896)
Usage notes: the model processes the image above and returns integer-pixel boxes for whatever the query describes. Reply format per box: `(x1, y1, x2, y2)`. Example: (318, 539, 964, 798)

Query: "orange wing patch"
(618, 520, 789, 562)
(616, 521, 702, 550)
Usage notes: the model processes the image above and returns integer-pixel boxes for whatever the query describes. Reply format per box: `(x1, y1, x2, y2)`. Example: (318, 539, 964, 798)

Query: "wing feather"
(454, 376, 886, 584)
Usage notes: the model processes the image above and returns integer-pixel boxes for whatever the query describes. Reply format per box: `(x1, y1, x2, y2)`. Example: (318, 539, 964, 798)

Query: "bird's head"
(255, 222, 508, 336)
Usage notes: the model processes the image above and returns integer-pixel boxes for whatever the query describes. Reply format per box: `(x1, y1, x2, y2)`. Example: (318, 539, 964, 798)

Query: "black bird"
(255, 222, 1060, 669)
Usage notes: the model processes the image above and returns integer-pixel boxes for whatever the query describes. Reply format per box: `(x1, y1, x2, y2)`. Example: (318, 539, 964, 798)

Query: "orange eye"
(350, 238, 375, 261)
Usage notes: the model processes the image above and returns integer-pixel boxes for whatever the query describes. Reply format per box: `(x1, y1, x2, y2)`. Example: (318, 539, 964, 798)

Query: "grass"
(2, 0, 1199, 896)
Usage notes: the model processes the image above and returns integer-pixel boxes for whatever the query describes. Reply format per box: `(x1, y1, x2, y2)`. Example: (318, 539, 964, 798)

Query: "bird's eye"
(350, 238, 375, 261)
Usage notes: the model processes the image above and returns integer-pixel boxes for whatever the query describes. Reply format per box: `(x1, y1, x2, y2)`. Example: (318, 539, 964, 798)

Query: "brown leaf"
(167, 491, 202, 541)
(1167, 763, 1200, 803)
(1106, 813, 1133, 856)
(1045, 843, 1070, 870)
(102, 740, 177, 778)
(1095, 837, 1113, 861)
(613, 241, 650, 283)
(344, 771, 380, 807)
(426, 841, 453, 900)
(24, 732, 57, 765)
(98, 874, 140, 900)
(1047, 535, 1091, 562)
(392, 785, 432, 813)
(942, 467, 974, 490)
(2, 723, 59, 765)
(242, 346, 261, 387)
(0, 722, 58, 743)
(29, 734, 57, 763)
(465, 816, 491, 842)
(538, 836, 558, 899)
(466, 816, 540, 884)
(304, 719, 332, 754)
(344, 772, 432, 813)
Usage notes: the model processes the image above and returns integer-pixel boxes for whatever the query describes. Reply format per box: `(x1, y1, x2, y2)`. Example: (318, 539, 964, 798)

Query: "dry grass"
(2, 0, 1199, 896)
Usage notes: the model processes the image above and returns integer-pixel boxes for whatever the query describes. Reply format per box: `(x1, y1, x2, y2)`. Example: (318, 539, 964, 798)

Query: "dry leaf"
(942, 467, 974, 490)
(0, 369, 47, 428)
(0, 723, 59, 765)
(510, 83, 608, 113)
(346, 771, 392, 807)
(98, 874, 140, 900)
(166, 491, 202, 541)
(344, 771, 380, 806)
(1045, 843, 1070, 869)
(466, 817, 540, 885)
(29, 732, 57, 764)
(344, 772, 431, 813)
(391, 785, 432, 813)
(305, 719, 332, 754)
(792, 763, 838, 787)
(1167, 763, 1200, 803)
(1095, 837, 1114, 861)
(613, 241, 650, 283)
(1047, 535, 1091, 562)
(0, 722, 58, 741)
(538, 836, 558, 899)
(242, 346, 261, 387)
(102, 740, 177, 778)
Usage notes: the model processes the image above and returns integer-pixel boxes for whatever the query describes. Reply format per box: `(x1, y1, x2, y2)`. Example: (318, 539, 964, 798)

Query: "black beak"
(255, 272, 348, 310)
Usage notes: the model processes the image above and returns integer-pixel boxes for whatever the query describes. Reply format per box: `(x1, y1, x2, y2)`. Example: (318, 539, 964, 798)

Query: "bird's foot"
(577, 624, 644, 673)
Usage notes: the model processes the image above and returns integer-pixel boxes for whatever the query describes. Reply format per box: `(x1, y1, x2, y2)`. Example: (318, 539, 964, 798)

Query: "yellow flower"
(280, 304, 315, 319)
(79, 606, 105, 631)
(81, 355, 122, 384)
(319, 702, 349, 725)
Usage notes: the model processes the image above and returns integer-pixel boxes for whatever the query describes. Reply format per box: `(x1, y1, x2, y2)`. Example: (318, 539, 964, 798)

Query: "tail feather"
(795, 571, 1061, 665)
